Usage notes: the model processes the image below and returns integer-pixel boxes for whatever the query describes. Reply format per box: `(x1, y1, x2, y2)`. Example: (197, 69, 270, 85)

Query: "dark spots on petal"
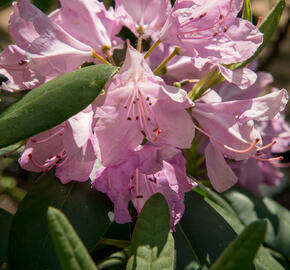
(219, 14, 224, 20)
(147, 117, 151, 121)
(146, 97, 150, 101)
(141, 130, 147, 137)
(124, 105, 128, 109)
(136, 195, 143, 198)
(127, 117, 132, 120)
(136, 116, 139, 120)
(133, 100, 136, 104)
(213, 32, 218, 37)
(223, 27, 228, 33)
(199, 12, 207, 19)
(149, 102, 152, 106)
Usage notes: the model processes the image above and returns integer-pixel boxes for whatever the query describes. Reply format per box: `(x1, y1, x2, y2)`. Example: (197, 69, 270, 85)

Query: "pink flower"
(8, 0, 122, 81)
(192, 89, 288, 192)
(159, 0, 263, 89)
(92, 145, 197, 230)
(19, 106, 96, 184)
(94, 46, 195, 167)
(50, 0, 123, 52)
(115, 0, 171, 38)
(0, 45, 44, 91)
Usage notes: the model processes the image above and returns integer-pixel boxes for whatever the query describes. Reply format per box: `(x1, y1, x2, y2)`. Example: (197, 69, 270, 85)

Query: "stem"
(104, 49, 116, 66)
(144, 39, 161, 59)
(153, 46, 179, 76)
(91, 50, 111, 65)
(137, 34, 143, 52)
(188, 67, 224, 100)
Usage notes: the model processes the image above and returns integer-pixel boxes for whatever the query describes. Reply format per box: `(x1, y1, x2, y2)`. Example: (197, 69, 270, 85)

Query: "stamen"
(28, 153, 57, 171)
(3, 141, 25, 158)
(257, 140, 276, 151)
(224, 138, 260, 154)
(193, 123, 260, 154)
(30, 126, 66, 143)
(253, 156, 283, 162)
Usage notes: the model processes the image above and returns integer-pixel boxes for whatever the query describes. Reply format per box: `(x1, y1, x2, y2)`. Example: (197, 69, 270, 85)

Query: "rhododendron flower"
(94, 46, 195, 167)
(92, 145, 197, 230)
(0, 45, 44, 91)
(115, 0, 171, 38)
(159, 0, 263, 89)
(19, 106, 96, 184)
(8, 0, 122, 81)
(192, 89, 288, 192)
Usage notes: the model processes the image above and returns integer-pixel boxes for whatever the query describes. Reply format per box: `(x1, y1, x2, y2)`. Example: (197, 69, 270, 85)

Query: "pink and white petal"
(55, 140, 95, 184)
(205, 142, 238, 192)
(94, 106, 143, 167)
(218, 65, 257, 89)
(8, 2, 39, 49)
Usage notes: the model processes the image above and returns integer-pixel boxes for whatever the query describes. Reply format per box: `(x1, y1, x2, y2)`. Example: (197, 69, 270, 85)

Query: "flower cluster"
(1, 0, 289, 229)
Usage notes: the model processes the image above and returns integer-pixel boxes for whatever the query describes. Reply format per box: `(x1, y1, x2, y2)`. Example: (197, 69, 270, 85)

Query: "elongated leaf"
(175, 191, 236, 268)
(224, 188, 290, 257)
(193, 187, 285, 270)
(234, 0, 286, 69)
(242, 0, 252, 22)
(0, 209, 12, 269)
(0, 64, 117, 148)
(9, 171, 113, 270)
(47, 207, 97, 270)
(210, 220, 267, 270)
(126, 193, 174, 270)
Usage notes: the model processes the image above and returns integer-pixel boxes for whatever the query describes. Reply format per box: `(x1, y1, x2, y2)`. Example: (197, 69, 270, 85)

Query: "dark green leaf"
(0, 0, 11, 8)
(47, 207, 97, 270)
(242, 0, 252, 22)
(9, 171, 113, 270)
(0, 208, 12, 269)
(234, 0, 286, 69)
(223, 188, 290, 257)
(32, 0, 55, 12)
(97, 249, 129, 269)
(126, 193, 174, 270)
(175, 191, 236, 268)
(0, 64, 117, 148)
(210, 220, 267, 270)
(190, 188, 284, 270)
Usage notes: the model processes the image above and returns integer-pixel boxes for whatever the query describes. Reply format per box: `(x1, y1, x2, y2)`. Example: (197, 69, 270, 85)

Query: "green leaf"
(192, 187, 285, 270)
(242, 0, 252, 22)
(47, 207, 97, 270)
(175, 191, 236, 268)
(32, 0, 55, 12)
(9, 171, 113, 270)
(0, 209, 12, 269)
(0, 64, 117, 148)
(223, 188, 290, 257)
(234, 0, 286, 69)
(210, 220, 267, 270)
(126, 193, 174, 270)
